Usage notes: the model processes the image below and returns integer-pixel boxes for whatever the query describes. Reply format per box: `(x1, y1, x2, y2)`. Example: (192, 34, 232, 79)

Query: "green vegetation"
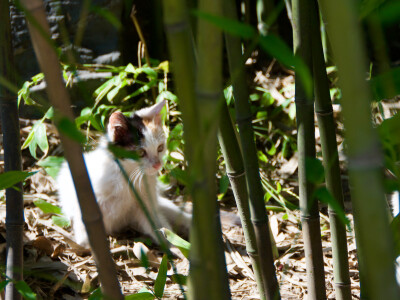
(2, 0, 400, 299)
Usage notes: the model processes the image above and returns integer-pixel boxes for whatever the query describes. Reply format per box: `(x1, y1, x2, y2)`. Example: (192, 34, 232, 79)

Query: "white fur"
(57, 102, 191, 247)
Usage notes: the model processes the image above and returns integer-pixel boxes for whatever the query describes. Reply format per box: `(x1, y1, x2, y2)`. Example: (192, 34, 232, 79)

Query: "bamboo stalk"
(162, 0, 199, 163)
(189, 0, 231, 298)
(224, 2, 280, 299)
(20, 1, 123, 299)
(292, 0, 327, 299)
(320, 0, 400, 299)
(162, 0, 230, 299)
(318, 0, 400, 298)
(309, 1, 351, 299)
(0, 2, 23, 299)
(218, 102, 266, 300)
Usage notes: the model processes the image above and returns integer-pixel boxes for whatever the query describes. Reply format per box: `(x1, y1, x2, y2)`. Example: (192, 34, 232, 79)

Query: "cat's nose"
(152, 162, 161, 170)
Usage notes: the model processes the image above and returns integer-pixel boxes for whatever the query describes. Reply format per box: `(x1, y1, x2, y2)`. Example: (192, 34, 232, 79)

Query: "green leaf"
(52, 215, 71, 228)
(35, 123, 49, 154)
(192, 10, 256, 39)
(266, 143, 277, 156)
(154, 254, 168, 298)
(125, 63, 136, 73)
(158, 174, 170, 185)
(170, 168, 189, 186)
(37, 156, 65, 179)
(90, 5, 122, 29)
(170, 274, 188, 285)
(88, 287, 103, 300)
(108, 144, 139, 160)
(219, 174, 229, 195)
(305, 157, 325, 185)
(257, 151, 268, 164)
(0, 171, 36, 190)
(123, 79, 158, 100)
(314, 187, 350, 229)
(34, 199, 61, 214)
(376, 1, 400, 25)
(370, 67, 400, 101)
(157, 91, 178, 103)
(0, 280, 10, 292)
(138, 67, 158, 79)
(15, 280, 36, 300)
(139, 247, 149, 269)
(125, 292, 155, 300)
(163, 228, 191, 258)
(261, 91, 274, 107)
(57, 117, 86, 144)
(258, 35, 312, 98)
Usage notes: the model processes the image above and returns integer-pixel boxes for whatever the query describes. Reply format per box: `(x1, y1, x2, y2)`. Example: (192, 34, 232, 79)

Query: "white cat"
(57, 100, 191, 247)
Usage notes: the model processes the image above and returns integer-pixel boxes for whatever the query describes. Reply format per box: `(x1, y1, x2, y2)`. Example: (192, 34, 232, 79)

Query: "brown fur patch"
(142, 117, 161, 133)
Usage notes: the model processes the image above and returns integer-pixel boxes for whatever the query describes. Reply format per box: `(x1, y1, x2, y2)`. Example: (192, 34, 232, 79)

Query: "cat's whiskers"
(129, 169, 141, 186)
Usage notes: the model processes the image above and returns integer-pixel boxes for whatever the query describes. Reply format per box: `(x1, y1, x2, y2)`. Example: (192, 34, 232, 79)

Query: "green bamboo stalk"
(318, 0, 400, 298)
(292, 0, 327, 299)
(224, 1, 280, 299)
(162, 0, 199, 163)
(189, 0, 231, 298)
(162, 0, 230, 299)
(0, 2, 23, 299)
(309, 1, 351, 299)
(20, 1, 123, 299)
(218, 102, 266, 300)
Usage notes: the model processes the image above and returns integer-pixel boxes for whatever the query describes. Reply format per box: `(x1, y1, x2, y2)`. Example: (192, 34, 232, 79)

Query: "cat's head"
(107, 100, 167, 175)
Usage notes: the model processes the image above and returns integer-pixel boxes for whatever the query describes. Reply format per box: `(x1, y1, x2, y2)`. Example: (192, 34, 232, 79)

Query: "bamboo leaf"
(88, 287, 102, 300)
(154, 254, 168, 298)
(35, 122, 49, 154)
(170, 168, 190, 185)
(15, 280, 36, 300)
(219, 174, 229, 194)
(305, 157, 325, 185)
(51, 215, 71, 228)
(108, 144, 139, 160)
(163, 228, 190, 258)
(37, 156, 64, 179)
(90, 5, 122, 29)
(314, 187, 350, 229)
(124, 292, 155, 300)
(0, 171, 35, 190)
(192, 10, 256, 38)
(57, 117, 86, 144)
(370, 67, 400, 100)
(170, 274, 188, 285)
(34, 199, 61, 214)
(0, 280, 10, 291)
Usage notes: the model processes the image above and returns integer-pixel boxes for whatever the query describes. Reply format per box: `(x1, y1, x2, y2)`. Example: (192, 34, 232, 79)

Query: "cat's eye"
(137, 149, 146, 157)
(157, 144, 164, 152)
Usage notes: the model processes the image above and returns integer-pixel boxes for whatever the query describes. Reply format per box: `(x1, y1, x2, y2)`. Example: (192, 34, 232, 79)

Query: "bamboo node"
(226, 171, 245, 179)
(195, 89, 222, 101)
(315, 108, 333, 116)
(348, 144, 383, 170)
(334, 282, 351, 288)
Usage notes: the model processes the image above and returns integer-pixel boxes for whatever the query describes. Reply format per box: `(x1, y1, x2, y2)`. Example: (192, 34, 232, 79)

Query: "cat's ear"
(135, 100, 166, 124)
(108, 111, 129, 143)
